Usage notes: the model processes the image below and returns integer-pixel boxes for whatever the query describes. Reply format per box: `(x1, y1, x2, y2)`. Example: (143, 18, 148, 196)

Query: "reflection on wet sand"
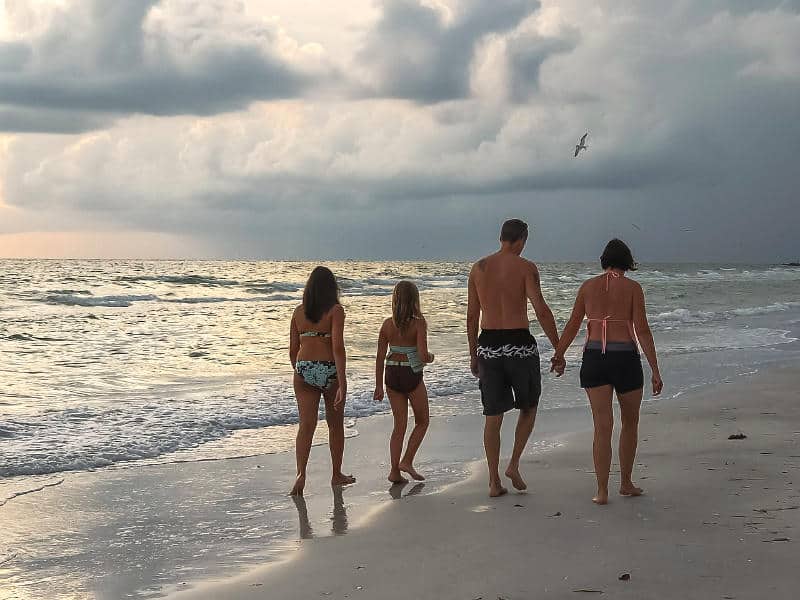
(331, 486, 348, 535)
(388, 482, 425, 500)
(291, 495, 314, 539)
(291, 486, 350, 540)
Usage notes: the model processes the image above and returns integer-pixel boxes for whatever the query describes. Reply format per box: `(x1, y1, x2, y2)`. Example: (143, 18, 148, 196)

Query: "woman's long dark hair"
(303, 266, 340, 323)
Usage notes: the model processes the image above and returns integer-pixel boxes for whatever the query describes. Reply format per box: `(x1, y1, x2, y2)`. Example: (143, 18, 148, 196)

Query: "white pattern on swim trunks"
(476, 344, 539, 359)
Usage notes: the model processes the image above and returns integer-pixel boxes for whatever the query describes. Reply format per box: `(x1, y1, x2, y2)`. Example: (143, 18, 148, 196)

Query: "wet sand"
(171, 367, 800, 600)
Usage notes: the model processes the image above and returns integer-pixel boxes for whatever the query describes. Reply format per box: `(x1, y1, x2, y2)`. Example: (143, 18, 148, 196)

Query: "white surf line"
(0, 477, 65, 508)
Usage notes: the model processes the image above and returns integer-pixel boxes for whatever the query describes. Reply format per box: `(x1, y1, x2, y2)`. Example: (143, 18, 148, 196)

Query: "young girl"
(289, 266, 356, 496)
(373, 281, 434, 483)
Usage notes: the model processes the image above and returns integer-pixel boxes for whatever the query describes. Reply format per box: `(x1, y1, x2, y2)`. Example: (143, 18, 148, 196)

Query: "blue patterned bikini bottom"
(295, 360, 338, 390)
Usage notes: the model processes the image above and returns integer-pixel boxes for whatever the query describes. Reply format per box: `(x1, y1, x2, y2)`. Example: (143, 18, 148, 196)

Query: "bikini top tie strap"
(604, 270, 621, 291)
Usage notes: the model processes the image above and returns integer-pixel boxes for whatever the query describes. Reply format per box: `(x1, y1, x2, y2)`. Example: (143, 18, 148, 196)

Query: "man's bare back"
(469, 252, 538, 330)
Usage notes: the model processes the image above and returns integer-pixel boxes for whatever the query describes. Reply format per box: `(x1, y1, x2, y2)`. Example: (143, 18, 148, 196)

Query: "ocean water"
(1, 260, 800, 484)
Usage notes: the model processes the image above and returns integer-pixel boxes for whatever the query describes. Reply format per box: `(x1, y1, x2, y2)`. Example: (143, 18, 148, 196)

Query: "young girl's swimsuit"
(579, 272, 644, 393)
(385, 345, 424, 394)
(295, 330, 338, 390)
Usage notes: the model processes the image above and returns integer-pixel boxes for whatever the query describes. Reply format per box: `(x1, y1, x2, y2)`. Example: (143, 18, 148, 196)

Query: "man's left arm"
(526, 263, 559, 348)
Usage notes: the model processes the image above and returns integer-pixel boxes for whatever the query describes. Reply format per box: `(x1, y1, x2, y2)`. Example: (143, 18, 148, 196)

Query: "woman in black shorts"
(551, 240, 662, 505)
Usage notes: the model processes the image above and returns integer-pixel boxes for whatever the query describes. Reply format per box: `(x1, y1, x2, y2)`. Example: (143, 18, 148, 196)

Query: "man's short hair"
(500, 219, 528, 243)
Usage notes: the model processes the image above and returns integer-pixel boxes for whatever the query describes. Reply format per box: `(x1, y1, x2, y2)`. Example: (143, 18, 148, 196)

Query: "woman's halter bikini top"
(585, 271, 639, 354)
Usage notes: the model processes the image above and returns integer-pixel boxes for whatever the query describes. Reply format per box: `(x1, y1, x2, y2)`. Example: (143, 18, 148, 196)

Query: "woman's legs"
(291, 375, 321, 496)
(399, 383, 430, 481)
(586, 385, 614, 504)
(617, 387, 644, 496)
(323, 384, 356, 486)
(386, 388, 409, 483)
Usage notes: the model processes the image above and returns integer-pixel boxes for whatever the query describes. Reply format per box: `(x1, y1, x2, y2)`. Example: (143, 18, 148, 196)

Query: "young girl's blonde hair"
(392, 280, 423, 332)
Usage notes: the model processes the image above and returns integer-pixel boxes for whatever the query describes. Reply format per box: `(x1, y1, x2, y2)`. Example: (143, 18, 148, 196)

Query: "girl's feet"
(592, 487, 609, 505)
(619, 482, 644, 497)
(399, 463, 425, 481)
(388, 468, 408, 484)
(332, 472, 356, 486)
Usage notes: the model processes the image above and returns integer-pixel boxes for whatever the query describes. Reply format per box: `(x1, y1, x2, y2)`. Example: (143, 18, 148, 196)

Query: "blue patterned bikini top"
(388, 345, 424, 373)
(300, 331, 331, 338)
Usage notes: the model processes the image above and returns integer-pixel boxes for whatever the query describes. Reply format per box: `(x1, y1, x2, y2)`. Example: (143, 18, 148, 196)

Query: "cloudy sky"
(0, 0, 798, 261)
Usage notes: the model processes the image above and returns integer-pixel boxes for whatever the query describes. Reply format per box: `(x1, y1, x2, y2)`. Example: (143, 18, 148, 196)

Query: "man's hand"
(470, 354, 479, 377)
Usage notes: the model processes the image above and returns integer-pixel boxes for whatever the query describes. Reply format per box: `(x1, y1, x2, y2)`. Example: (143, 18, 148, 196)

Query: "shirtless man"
(467, 219, 560, 497)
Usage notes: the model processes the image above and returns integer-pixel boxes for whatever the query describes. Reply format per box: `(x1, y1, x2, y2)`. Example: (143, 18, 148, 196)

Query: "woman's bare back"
(583, 273, 637, 344)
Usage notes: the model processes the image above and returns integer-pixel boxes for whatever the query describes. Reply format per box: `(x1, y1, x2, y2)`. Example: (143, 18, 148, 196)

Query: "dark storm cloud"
(0, 0, 324, 133)
(357, 0, 541, 102)
(0, 107, 108, 134)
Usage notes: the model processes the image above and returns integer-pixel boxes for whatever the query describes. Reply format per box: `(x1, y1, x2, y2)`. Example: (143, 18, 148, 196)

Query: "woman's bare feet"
(489, 481, 508, 497)
(331, 473, 356, 487)
(399, 463, 425, 481)
(592, 488, 609, 505)
(290, 474, 306, 496)
(619, 483, 644, 497)
(388, 469, 408, 484)
(504, 466, 527, 491)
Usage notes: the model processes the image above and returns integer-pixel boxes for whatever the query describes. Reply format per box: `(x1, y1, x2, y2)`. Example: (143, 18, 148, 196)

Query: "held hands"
(651, 372, 663, 396)
(373, 386, 385, 402)
(550, 354, 566, 377)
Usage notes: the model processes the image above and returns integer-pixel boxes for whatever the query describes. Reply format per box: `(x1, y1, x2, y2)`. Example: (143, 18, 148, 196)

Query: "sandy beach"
(171, 367, 799, 600)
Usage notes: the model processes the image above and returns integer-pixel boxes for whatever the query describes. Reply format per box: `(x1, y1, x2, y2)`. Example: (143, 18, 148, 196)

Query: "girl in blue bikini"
(289, 266, 356, 496)
(374, 281, 434, 483)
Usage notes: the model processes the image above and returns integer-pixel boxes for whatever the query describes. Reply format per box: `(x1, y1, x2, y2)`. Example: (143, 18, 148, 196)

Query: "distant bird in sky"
(574, 132, 588, 157)
(631, 223, 641, 231)
(681, 227, 694, 232)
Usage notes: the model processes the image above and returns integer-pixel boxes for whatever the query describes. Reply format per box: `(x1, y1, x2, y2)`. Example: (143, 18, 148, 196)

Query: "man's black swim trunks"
(477, 329, 541, 416)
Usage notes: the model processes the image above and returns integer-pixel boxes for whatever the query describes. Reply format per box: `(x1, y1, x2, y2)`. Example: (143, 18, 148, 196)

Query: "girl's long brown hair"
(303, 266, 340, 323)
(392, 280, 423, 332)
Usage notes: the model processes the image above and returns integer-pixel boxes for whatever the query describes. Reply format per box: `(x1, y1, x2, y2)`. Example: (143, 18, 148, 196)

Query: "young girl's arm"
(289, 307, 300, 370)
(331, 305, 347, 407)
(374, 320, 389, 401)
(416, 318, 434, 363)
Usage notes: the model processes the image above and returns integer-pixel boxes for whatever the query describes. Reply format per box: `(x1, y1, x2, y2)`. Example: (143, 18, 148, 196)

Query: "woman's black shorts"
(580, 349, 644, 393)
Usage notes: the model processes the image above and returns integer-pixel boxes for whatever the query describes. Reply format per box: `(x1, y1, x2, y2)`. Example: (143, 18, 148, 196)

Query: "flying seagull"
(631, 223, 641, 231)
(574, 132, 588, 157)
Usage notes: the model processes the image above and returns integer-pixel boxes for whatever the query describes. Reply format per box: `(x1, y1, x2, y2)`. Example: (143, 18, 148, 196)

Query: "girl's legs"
(398, 382, 430, 481)
(587, 385, 615, 505)
(386, 388, 409, 483)
(291, 375, 321, 496)
(617, 387, 644, 496)
(323, 383, 356, 486)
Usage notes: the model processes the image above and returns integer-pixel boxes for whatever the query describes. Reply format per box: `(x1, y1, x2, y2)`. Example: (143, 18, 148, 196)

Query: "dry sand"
(172, 367, 799, 599)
